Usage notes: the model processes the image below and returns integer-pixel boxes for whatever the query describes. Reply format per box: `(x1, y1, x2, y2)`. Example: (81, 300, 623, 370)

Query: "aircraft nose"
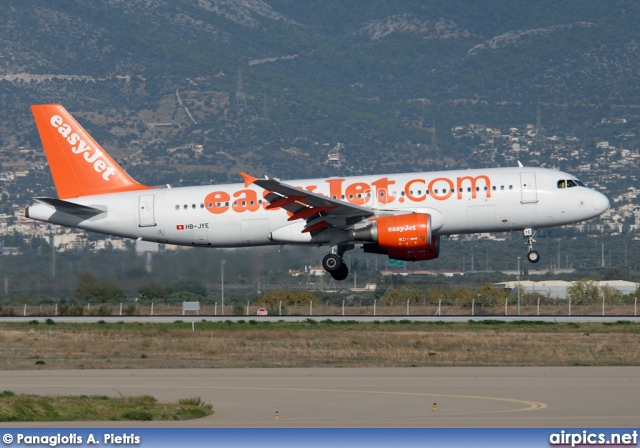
(593, 191, 609, 214)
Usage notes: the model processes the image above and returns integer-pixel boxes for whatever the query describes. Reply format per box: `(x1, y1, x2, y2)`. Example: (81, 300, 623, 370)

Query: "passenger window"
(175, 205, 179, 210)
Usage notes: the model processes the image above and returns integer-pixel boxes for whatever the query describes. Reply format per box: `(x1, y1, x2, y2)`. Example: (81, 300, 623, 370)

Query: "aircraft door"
(520, 172, 538, 203)
(139, 194, 156, 227)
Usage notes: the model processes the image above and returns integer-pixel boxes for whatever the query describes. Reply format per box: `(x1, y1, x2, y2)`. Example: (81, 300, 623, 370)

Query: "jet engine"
(352, 213, 440, 261)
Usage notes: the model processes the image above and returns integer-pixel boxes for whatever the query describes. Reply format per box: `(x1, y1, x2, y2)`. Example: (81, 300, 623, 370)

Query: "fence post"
(342, 300, 345, 316)
(151, 302, 154, 316)
(537, 297, 540, 316)
(505, 298, 508, 316)
(472, 298, 475, 316)
(310, 300, 312, 316)
(120, 303, 122, 316)
(279, 301, 282, 316)
(569, 296, 572, 316)
(23, 304, 26, 317)
(407, 299, 410, 316)
(247, 301, 250, 316)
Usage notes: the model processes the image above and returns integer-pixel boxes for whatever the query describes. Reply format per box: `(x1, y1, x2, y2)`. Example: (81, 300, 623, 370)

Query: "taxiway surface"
(0, 367, 637, 428)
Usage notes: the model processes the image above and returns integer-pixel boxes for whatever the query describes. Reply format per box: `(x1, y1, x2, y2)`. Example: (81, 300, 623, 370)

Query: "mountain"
(1, 0, 640, 184)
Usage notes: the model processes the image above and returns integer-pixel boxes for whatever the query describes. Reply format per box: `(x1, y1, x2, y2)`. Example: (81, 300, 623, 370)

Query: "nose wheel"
(524, 228, 540, 264)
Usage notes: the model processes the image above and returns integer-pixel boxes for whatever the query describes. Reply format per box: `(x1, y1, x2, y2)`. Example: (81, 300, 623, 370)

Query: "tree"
(473, 283, 510, 308)
(600, 285, 623, 306)
(73, 272, 126, 303)
(380, 286, 423, 306)
(259, 289, 318, 307)
(566, 280, 601, 305)
(139, 283, 170, 302)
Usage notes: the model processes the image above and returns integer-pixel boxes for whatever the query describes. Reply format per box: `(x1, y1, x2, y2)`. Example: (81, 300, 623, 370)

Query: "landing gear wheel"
(322, 253, 342, 272)
(330, 263, 349, 281)
(527, 250, 540, 263)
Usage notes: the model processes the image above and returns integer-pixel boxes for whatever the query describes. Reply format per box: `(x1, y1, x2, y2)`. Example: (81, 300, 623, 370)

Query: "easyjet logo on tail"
(49, 115, 117, 181)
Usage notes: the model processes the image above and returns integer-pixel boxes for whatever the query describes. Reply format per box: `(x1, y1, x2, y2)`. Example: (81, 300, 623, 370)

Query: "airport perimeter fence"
(4, 299, 639, 318)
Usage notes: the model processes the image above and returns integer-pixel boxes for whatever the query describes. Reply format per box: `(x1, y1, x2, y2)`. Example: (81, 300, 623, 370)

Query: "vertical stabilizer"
(31, 104, 151, 199)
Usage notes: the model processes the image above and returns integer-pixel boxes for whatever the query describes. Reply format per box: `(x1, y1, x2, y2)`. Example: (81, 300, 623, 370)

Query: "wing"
(240, 172, 375, 234)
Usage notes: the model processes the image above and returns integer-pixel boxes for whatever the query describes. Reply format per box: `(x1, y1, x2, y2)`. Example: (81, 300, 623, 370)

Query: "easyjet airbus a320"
(26, 104, 609, 280)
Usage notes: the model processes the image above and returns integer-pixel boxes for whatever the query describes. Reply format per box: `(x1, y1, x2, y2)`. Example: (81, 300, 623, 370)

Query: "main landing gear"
(322, 245, 352, 281)
(524, 228, 540, 263)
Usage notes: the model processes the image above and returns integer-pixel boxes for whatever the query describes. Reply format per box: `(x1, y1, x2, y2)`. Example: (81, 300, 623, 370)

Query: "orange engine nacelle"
(375, 213, 431, 249)
(355, 213, 440, 262)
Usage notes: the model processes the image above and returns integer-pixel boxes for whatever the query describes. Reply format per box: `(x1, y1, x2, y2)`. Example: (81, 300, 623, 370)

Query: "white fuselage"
(27, 167, 609, 247)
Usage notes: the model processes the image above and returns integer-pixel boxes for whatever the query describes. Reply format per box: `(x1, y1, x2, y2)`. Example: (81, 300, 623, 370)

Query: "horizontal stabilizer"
(33, 197, 104, 217)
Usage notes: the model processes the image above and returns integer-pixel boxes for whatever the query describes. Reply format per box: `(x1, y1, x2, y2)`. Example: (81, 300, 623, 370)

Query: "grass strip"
(0, 391, 212, 422)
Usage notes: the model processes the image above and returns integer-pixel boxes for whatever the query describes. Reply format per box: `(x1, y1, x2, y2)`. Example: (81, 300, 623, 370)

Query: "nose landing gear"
(524, 228, 540, 263)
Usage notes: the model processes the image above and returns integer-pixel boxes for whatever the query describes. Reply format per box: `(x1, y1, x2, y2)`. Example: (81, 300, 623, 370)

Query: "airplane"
(26, 104, 610, 280)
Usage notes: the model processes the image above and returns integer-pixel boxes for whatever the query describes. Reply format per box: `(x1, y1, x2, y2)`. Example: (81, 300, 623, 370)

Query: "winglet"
(239, 172, 258, 188)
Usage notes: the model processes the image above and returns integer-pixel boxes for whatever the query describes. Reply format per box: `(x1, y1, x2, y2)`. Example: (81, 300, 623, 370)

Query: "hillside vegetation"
(2, 1, 640, 181)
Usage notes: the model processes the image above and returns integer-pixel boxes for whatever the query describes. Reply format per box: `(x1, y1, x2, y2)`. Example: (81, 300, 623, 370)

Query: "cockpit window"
(558, 179, 585, 189)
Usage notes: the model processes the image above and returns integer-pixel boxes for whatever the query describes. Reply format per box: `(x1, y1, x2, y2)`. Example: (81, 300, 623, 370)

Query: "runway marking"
(6, 383, 546, 416)
(195, 386, 547, 415)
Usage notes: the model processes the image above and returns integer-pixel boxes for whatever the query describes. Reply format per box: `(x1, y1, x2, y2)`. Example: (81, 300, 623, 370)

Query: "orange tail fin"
(31, 104, 151, 199)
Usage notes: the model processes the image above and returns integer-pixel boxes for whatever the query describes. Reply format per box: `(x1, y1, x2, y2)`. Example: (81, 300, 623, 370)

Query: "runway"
(0, 367, 638, 428)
